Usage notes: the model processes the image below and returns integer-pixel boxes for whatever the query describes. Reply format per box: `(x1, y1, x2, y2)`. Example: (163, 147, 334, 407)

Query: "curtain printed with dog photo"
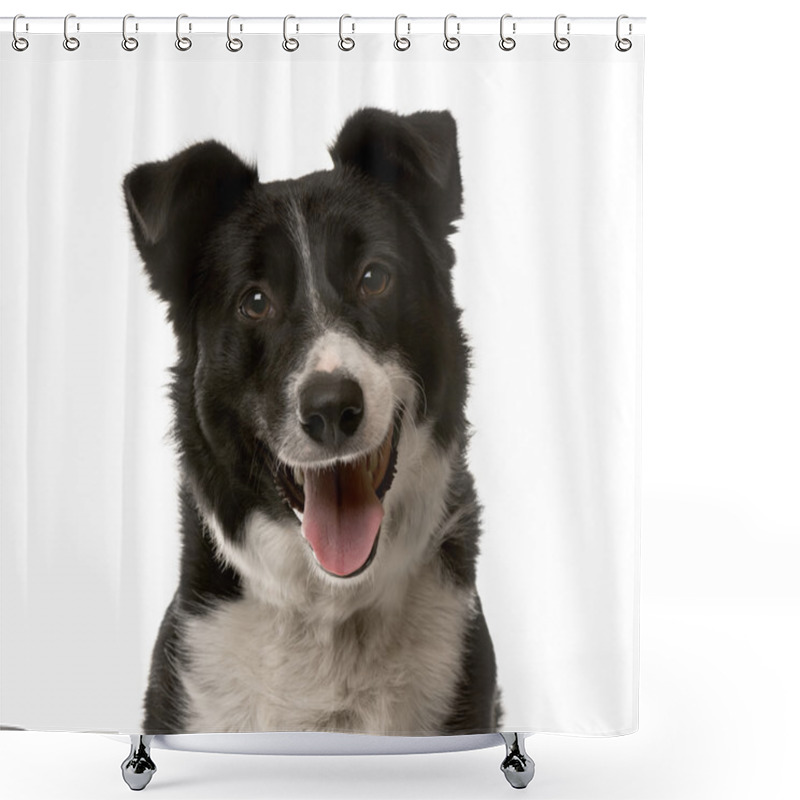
(1, 23, 643, 738)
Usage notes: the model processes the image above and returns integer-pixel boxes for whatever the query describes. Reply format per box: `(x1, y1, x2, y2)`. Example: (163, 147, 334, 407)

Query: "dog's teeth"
(292, 507, 304, 523)
(293, 467, 304, 486)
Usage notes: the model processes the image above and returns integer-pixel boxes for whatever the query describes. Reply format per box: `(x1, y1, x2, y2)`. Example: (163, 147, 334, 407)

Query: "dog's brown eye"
(359, 265, 390, 297)
(239, 288, 274, 320)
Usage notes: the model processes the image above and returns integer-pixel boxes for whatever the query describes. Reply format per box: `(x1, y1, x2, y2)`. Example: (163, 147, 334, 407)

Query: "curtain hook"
(338, 14, 355, 51)
(443, 14, 460, 51)
(122, 14, 139, 51)
(553, 14, 570, 52)
(63, 13, 80, 51)
(394, 14, 410, 51)
(283, 15, 299, 51)
(499, 14, 516, 51)
(227, 15, 243, 51)
(12, 14, 29, 51)
(175, 14, 192, 50)
(615, 14, 632, 52)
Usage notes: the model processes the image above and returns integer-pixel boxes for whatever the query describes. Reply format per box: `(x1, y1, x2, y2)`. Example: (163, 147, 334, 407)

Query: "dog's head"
(124, 108, 468, 585)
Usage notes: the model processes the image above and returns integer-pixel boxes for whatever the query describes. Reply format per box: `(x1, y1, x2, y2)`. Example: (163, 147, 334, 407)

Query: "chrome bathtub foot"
(121, 734, 156, 791)
(500, 732, 535, 789)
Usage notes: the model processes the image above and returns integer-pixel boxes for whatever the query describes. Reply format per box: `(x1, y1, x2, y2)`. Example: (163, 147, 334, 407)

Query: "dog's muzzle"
(264, 370, 401, 579)
(298, 371, 364, 447)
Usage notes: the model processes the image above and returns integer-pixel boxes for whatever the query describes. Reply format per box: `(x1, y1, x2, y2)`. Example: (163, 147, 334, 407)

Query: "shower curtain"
(0, 16, 643, 739)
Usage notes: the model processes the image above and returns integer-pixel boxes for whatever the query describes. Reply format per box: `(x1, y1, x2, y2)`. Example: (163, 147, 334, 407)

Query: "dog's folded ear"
(329, 108, 463, 238)
(123, 141, 257, 330)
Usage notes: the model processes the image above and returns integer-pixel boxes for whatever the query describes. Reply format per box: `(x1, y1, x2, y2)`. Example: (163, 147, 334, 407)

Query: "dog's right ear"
(123, 141, 257, 330)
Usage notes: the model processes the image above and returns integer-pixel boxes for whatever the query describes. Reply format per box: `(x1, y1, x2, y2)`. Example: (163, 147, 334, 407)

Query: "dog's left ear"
(329, 108, 462, 237)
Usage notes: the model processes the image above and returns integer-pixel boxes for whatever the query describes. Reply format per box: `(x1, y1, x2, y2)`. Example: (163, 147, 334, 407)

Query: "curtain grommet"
(443, 14, 460, 51)
(499, 14, 516, 51)
(63, 13, 80, 51)
(282, 15, 299, 52)
(12, 15, 29, 51)
(175, 14, 192, 51)
(226, 15, 243, 52)
(338, 14, 355, 51)
(553, 14, 570, 52)
(121, 14, 139, 51)
(394, 15, 411, 51)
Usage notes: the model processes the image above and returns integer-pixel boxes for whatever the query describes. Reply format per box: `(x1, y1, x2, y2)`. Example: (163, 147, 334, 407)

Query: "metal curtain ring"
(283, 15, 299, 51)
(394, 14, 410, 51)
(175, 14, 192, 51)
(227, 15, 243, 51)
(12, 14, 29, 51)
(122, 14, 138, 51)
(553, 14, 570, 51)
(63, 13, 80, 51)
(615, 14, 632, 51)
(443, 14, 460, 51)
(499, 13, 516, 51)
(338, 14, 355, 51)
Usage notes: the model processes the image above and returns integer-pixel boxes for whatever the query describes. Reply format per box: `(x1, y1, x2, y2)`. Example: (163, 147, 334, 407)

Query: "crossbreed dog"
(124, 107, 500, 735)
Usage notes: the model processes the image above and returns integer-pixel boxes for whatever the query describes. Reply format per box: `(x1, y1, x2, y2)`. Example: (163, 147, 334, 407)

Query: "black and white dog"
(123, 107, 500, 736)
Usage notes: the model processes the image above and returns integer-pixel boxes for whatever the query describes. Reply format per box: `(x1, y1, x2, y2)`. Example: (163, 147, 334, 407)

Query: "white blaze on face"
(285, 196, 322, 319)
(314, 346, 342, 374)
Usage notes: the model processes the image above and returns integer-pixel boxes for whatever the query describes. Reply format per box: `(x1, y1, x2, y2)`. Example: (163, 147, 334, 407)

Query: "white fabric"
(0, 31, 643, 735)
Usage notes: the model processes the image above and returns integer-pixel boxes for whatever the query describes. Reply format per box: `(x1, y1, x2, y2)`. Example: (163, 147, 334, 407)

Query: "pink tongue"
(301, 461, 384, 577)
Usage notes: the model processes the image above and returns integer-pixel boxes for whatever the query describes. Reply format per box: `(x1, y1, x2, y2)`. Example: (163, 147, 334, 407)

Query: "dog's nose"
(299, 372, 364, 446)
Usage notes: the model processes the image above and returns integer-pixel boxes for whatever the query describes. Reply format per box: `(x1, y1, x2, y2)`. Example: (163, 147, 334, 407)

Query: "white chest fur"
(179, 570, 473, 735)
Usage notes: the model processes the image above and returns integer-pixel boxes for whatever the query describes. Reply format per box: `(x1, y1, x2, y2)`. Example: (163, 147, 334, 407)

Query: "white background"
(1, 1, 798, 799)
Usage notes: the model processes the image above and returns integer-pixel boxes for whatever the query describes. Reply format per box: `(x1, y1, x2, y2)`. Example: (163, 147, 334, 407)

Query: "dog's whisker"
(247, 441, 259, 486)
(404, 368, 430, 418)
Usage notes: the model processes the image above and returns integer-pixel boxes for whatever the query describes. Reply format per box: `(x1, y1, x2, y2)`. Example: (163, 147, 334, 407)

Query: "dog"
(123, 107, 500, 736)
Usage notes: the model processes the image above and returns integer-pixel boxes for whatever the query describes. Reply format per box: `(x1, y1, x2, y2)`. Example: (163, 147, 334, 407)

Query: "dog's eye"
(239, 288, 274, 320)
(359, 265, 390, 297)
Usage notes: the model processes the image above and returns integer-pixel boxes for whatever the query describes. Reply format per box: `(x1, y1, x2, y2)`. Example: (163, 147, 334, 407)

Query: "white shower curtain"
(0, 19, 643, 736)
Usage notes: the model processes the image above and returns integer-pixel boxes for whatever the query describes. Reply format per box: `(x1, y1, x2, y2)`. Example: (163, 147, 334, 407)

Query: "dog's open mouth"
(268, 421, 400, 578)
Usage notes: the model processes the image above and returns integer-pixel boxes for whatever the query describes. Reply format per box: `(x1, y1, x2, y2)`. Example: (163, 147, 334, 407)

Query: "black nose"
(299, 372, 364, 447)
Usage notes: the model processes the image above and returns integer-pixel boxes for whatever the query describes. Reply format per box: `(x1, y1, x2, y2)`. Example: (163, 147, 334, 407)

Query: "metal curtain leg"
(500, 732, 535, 789)
(121, 734, 157, 791)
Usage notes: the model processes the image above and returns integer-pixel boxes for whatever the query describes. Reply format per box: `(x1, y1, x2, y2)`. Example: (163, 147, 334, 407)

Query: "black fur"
(124, 108, 498, 736)
(442, 595, 502, 734)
